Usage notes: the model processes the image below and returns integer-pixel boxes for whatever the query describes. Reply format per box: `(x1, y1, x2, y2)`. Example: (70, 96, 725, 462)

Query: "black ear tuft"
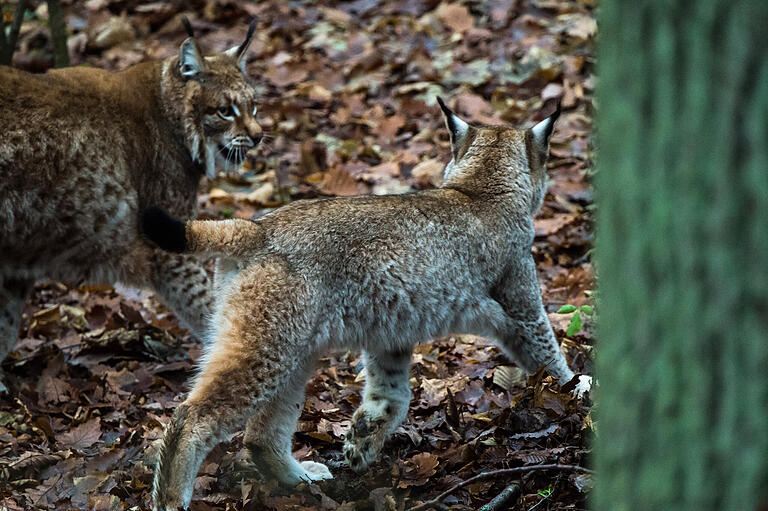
(237, 17, 258, 58)
(436, 96, 452, 117)
(549, 99, 562, 131)
(436, 96, 469, 140)
(181, 16, 195, 38)
(140, 207, 187, 253)
(531, 100, 561, 147)
(436, 96, 456, 131)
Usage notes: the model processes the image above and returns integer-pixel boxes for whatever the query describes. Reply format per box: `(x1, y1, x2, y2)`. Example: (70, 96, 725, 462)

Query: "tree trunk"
(47, 0, 69, 67)
(0, 0, 29, 66)
(593, 1, 768, 510)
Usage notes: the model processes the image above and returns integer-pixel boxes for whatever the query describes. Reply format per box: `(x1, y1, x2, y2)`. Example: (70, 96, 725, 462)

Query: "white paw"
(298, 461, 333, 483)
(574, 375, 593, 397)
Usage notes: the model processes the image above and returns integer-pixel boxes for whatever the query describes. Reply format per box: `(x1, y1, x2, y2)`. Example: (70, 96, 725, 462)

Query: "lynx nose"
(246, 122, 263, 146)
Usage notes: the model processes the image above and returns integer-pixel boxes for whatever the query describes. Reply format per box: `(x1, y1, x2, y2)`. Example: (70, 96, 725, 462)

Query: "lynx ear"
(531, 101, 561, 148)
(179, 37, 205, 79)
(437, 96, 472, 155)
(225, 18, 257, 74)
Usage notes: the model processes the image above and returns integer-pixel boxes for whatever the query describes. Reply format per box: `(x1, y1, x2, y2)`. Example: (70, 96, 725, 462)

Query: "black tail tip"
(140, 207, 187, 253)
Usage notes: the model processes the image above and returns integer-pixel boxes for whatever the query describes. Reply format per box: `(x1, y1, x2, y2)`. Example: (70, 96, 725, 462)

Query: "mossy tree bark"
(594, 1, 768, 510)
(47, 0, 69, 67)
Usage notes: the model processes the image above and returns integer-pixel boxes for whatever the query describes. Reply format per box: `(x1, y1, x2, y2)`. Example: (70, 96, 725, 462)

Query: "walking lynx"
(0, 21, 262, 389)
(142, 98, 591, 510)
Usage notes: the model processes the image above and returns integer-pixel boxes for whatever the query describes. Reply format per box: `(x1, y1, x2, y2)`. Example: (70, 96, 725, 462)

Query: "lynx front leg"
(344, 348, 412, 473)
(0, 279, 33, 392)
(493, 258, 591, 394)
(245, 366, 332, 486)
(148, 251, 215, 341)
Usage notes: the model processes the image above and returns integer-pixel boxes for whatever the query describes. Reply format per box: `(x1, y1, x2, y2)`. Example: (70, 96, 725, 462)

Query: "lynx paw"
(344, 406, 390, 473)
(344, 434, 379, 473)
(574, 375, 593, 397)
(298, 461, 333, 483)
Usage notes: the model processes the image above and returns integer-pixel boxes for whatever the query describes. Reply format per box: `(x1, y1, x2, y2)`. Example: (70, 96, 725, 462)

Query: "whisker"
(225, 141, 234, 169)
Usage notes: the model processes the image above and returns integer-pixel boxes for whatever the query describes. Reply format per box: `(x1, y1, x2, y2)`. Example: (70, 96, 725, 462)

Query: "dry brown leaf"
(412, 158, 444, 187)
(267, 65, 310, 87)
(321, 165, 370, 196)
(57, 418, 102, 451)
(398, 452, 439, 487)
(535, 214, 577, 237)
(378, 114, 406, 141)
(437, 3, 474, 33)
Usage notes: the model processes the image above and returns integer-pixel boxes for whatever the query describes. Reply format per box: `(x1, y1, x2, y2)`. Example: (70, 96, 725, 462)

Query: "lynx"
(0, 21, 262, 389)
(142, 98, 592, 510)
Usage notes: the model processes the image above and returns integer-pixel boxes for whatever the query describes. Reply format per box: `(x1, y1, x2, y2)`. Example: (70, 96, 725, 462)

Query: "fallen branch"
(478, 483, 521, 511)
(406, 464, 592, 511)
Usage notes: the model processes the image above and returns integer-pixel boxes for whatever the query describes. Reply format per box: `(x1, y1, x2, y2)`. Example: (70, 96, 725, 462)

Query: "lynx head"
(163, 19, 262, 179)
(437, 97, 559, 214)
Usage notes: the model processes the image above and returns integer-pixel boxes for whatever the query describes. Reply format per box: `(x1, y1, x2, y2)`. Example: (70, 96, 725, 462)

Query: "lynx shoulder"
(0, 22, 262, 383)
(143, 98, 591, 510)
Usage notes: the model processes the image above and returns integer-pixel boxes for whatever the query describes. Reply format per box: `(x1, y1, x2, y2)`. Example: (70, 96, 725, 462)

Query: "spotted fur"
(0, 24, 263, 380)
(145, 99, 592, 510)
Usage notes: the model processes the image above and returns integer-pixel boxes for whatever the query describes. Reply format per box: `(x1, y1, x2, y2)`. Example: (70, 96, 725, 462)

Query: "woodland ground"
(0, 0, 596, 509)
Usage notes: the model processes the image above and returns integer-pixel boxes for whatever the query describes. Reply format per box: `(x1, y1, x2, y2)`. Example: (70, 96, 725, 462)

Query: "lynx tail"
(141, 207, 187, 253)
(141, 207, 261, 259)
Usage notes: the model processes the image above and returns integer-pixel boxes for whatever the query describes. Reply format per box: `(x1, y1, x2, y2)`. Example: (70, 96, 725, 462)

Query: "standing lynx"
(141, 98, 591, 510)
(0, 22, 262, 386)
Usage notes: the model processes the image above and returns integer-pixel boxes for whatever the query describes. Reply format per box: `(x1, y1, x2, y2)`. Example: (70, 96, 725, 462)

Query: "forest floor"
(0, 0, 596, 509)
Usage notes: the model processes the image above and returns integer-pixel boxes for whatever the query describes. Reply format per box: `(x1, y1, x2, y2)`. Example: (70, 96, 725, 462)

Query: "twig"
(527, 491, 552, 511)
(405, 464, 592, 511)
(2, 342, 86, 367)
(0, 6, 6, 47)
(478, 483, 521, 511)
(0, 0, 30, 65)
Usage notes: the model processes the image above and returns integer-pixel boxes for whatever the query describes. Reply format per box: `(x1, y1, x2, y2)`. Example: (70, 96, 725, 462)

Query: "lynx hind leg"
(149, 251, 215, 341)
(0, 279, 33, 392)
(152, 258, 320, 510)
(245, 367, 332, 486)
(344, 348, 412, 473)
(152, 348, 309, 510)
(492, 259, 590, 394)
(152, 362, 257, 510)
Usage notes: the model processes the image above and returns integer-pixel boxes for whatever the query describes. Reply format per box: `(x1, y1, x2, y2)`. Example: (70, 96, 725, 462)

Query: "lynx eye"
(252, 105, 257, 116)
(217, 106, 236, 120)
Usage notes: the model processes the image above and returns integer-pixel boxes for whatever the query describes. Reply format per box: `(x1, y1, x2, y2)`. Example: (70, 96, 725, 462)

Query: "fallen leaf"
(398, 452, 439, 487)
(437, 3, 474, 33)
(412, 159, 444, 187)
(57, 418, 102, 451)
